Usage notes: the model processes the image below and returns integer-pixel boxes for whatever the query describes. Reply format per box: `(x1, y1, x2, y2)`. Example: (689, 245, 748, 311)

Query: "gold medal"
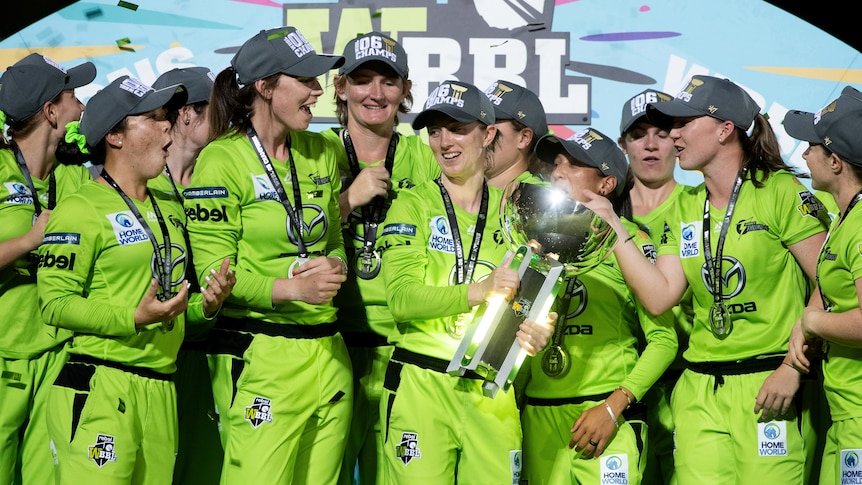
(354, 249, 381, 280)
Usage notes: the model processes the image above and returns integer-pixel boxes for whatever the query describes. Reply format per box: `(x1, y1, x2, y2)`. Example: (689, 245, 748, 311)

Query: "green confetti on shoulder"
(118, 1, 139, 10)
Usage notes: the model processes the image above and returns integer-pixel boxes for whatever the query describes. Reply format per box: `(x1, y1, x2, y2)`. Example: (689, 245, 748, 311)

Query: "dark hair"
(167, 101, 207, 127)
(1, 91, 65, 149)
(332, 64, 413, 127)
(613, 166, 635, 219)
(505, 118, 546, 179)
(55, 118, 129, 166)
(207, 67, 280, 144)
(741, 113, 803, 187)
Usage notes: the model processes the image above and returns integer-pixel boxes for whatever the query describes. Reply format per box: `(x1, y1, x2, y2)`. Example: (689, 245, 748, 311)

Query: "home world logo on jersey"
(758, 421, 788, 456)
(600, 454, 629, 484)
(428, 216, 455, 254)
(842, 449, 862, 484)
(107, 212, 150, 246)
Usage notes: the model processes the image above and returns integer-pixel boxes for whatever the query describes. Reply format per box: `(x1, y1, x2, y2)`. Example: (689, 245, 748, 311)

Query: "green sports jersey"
(185, 130, 346, 324)
(817, 207, 862, 421)
(631, 183, 695, 351)
(322, 128, 439, 337)
(526, 221, 677, 401)
(0, 149, 91, 359)
(37, 179, 197, 374)
(657, 171, 828, 363)
(377, 179, 509, 361)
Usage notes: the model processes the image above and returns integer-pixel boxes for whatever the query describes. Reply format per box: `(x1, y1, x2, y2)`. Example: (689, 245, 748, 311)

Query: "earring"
(184, 118, 190, 126)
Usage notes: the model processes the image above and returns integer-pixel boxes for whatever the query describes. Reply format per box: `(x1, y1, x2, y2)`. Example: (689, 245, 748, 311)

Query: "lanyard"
(161, 166, 200, 292)
(550, 276, 579, 346)
(102, 168, 173, 301)
(436, 177, 489, 285)
(816, 188, 862, 311)
(246, 126, 307, 258)
(15, 146, 56, 216)
(702, 167, 747, 307)
(342, 129, 398, 252)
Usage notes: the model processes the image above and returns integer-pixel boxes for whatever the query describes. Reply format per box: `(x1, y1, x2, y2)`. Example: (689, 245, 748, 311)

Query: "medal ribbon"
(15, 146, 56, 216)
(436, 177, 489, 285)
(102, 168, 173, 301)
(247, 125, 308, 258)
(815, 188, 862, 311)
(702, 167, 747, 309)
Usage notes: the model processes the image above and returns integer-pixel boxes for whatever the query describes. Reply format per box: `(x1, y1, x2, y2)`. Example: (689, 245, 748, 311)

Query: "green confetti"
(116, 38, 135, 51)
(118, 1, 139, 10)
(371, 10, 382, 18)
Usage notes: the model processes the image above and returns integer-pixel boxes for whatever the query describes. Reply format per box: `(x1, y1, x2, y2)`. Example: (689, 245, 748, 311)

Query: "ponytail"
(207, 67, 280, 144)
(742, 113, 802, 187)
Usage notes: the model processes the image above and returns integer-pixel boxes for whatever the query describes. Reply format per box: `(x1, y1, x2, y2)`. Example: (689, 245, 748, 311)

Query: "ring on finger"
(588, 439, 598, 447)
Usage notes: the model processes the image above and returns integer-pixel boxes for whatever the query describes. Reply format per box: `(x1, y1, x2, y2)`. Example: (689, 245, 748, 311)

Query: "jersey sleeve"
(620, 229, 678, 399)
(379, 188, 470, 322)
(761, 172, 829, 246)
(37, 195, 137, 337)
(322, 139, 346, 262)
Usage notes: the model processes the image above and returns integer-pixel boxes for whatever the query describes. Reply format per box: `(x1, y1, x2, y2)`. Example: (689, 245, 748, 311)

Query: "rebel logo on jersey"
(244, 396, 273, 429)
(88, 434, 118, 468)
(395, 432, 422, 465)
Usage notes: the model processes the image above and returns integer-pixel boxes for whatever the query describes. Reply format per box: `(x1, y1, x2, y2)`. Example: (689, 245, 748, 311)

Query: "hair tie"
(64, 121, 90, 154)
(0, 110, 6, 128)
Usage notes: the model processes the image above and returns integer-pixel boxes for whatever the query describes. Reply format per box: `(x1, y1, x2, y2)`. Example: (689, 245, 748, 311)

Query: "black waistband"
(391, 347, 483, 380)
(67, 355, 171, 381)
(525, 393, 647, 422)
(687, 355, 785, 391)
(215, 317, 338, 339)
(525, 392, 612, 407)
(341, 331, 389, 348)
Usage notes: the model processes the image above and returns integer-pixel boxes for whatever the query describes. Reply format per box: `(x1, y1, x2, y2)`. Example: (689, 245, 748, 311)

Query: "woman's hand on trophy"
(517, 312, 557, 356)
(467, 255, 520, 306)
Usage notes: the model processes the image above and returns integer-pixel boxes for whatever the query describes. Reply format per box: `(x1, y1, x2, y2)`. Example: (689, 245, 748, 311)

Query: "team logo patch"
(107, 211, 150, 246)
(244, 397, 273, 428)
(88, 434, 117, 468)
(641, 243, 657, 263)
(599, 454, 629, 484)
(735, 218, 769, 236)
(757, 421, 788, 456)
(182, 186, 228, 199)
(796, 190, 826, 220)
(511, 297, 532, 318)
(428, 216, 455, 253)
(395, 432, 422, 465)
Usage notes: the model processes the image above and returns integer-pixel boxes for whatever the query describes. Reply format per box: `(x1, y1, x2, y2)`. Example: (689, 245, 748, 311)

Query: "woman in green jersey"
(38, 75, 234, 484)
(785, 86, 862, 484)
(150, 66, 224, 485)
(0, 52, 95, 484)
(585, 75, 829, 484)
(184, 27, 352, 484)
(521, 128, 677, 485)
(324, 31, 438, 485)
(378, 79, 554, 484)
(618, 88, 692, 485)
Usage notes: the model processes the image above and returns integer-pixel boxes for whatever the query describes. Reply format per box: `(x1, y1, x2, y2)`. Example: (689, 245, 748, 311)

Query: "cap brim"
(782, 110, 820, 143)
(285, 54, 345, 77)
(130, 84, 188, 116)
(412, 106, 479, 130)
(64, 62, 96, 90)
(534, 135, 599, 171)
(647, 99, 704, 120)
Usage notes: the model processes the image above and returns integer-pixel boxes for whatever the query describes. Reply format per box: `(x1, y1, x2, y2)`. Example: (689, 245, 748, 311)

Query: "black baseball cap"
(412, 80, 495, 129)
(339, 32, 409, 79)
(535, 128, 629, 196)
(79, 75, 187, 148)
(0, 53, 96, 125)
(231, 26, 344, 85)
(620, 89, 673, 135)
(484, 80, 548, 136)
(784, 86, 862, 166)
(648, 75, 761, 131)
(153, 67, 215, 105)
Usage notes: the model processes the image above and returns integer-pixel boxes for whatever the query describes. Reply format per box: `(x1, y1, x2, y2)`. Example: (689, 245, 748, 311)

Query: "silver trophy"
(447, 183, 616, 397)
